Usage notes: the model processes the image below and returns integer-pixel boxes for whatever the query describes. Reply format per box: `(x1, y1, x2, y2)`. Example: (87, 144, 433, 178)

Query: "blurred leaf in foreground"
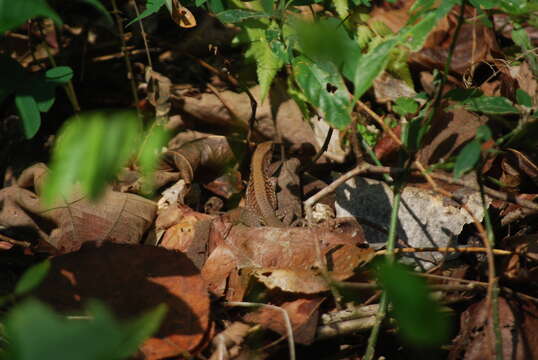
(376, 259, 450, 347)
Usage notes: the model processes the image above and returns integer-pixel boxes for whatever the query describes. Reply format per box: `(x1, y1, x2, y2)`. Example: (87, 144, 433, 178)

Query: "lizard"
(245, 141, 287, 227)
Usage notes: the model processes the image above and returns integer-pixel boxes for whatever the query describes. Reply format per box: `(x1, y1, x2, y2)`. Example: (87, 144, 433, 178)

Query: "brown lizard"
(245, 141, 286, 227)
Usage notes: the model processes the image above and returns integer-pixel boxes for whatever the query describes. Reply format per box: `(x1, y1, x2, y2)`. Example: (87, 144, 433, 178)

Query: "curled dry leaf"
(35, 243, 211, 360)
(0, 164, 156, 254)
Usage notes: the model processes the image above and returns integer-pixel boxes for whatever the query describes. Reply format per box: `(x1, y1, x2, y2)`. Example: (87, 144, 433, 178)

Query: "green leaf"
(2, 299, 165, 360)
(292, 56, 352, 129)
(463, 96, 519, 114)
(353, 38, 399, 101)
(14, 261, 50, 296)
(15, 94, 41, 139)
(444, 88, 483, 101)
(333, 0, 349, 18)
(402, 116, 428, 152)
(453, 140, 481, 178)
(511, 26, 537, 74)
(126, 0, 165, 26)
(402, 0, 458, 52)
(216, 9, 270, 23)
(377, 260, 449, 346)
(32, 66, 74, 112)
(475, 125, 492, 143)
(44, 66, 73, 84)
(393, 97, 419, 116)
(516, 88, 533, 107)
(294, 18, 361, 82)
(0, 0, 62, 33)
(42, 111, 142, 204)
(138, 125, 170, 194)
(248, 37, 283, 102)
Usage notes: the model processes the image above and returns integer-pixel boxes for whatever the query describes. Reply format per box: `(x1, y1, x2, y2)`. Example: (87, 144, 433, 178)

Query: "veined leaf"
(43, 111, 142, 204)
(463, 96, 519, 114)
(292, 56, 351, 129)
(216, 9, 270, 23)
(333, 0, 349, 19)
(247, 37, 283, 103)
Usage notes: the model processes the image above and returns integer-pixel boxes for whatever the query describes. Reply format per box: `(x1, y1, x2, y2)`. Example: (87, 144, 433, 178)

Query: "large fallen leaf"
(0, 164, 156, 254)
(34, 243, 211, 360)
(449, 296, 538, 360)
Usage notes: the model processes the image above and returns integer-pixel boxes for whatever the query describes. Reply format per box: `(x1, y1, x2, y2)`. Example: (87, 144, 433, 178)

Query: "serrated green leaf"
(333, 0, 349, 18)
(216, 9, 270, 23)
(393, 97, 419, 116)
(14, 261, 50, 296)
(292, 56, 351, 129)
(377, 260, 449, 346)
(463, 96, 519, 114)
(15, 94, 41, 139)
(126, 0, 166, 26)
(42, 111, 142, 204)
(249, 38, 283, 102)
(454, 140, 481, 178)
(353, 38, 398, 101)
(516, 89, 533, 107)
(0, 0, 62, 33)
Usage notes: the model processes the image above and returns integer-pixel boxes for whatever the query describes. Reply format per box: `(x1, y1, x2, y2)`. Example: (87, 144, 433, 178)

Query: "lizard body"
(246, 141, 286, 227)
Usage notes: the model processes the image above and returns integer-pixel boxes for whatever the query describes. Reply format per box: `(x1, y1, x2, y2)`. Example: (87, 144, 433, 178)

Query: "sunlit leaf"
(463, 96, 519, 114)
(216, 9, 270, 23)
(393, 97, 419, 116)
(14, 261, 50, 296)
(377, 260, 449, 346)
(453, 140, 481, 178)
(353, 38, 398, 101)
(127, 0, 166, 26)
(43, 111, 142, 204)
(292, 56, 352, 129)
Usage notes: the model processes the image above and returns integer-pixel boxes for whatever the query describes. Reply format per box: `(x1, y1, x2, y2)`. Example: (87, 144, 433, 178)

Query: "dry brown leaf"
(243, 297, 325, 345)
(449, 296, 538, 360)
(0, 164, 156, 254)
(201, 224, 373, 299)
(35, 243, 211, 360)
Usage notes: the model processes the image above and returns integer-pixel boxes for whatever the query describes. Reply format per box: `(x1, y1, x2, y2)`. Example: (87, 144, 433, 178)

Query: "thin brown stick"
(0, 233, 31, 248)
(375, 247, 512, 256)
